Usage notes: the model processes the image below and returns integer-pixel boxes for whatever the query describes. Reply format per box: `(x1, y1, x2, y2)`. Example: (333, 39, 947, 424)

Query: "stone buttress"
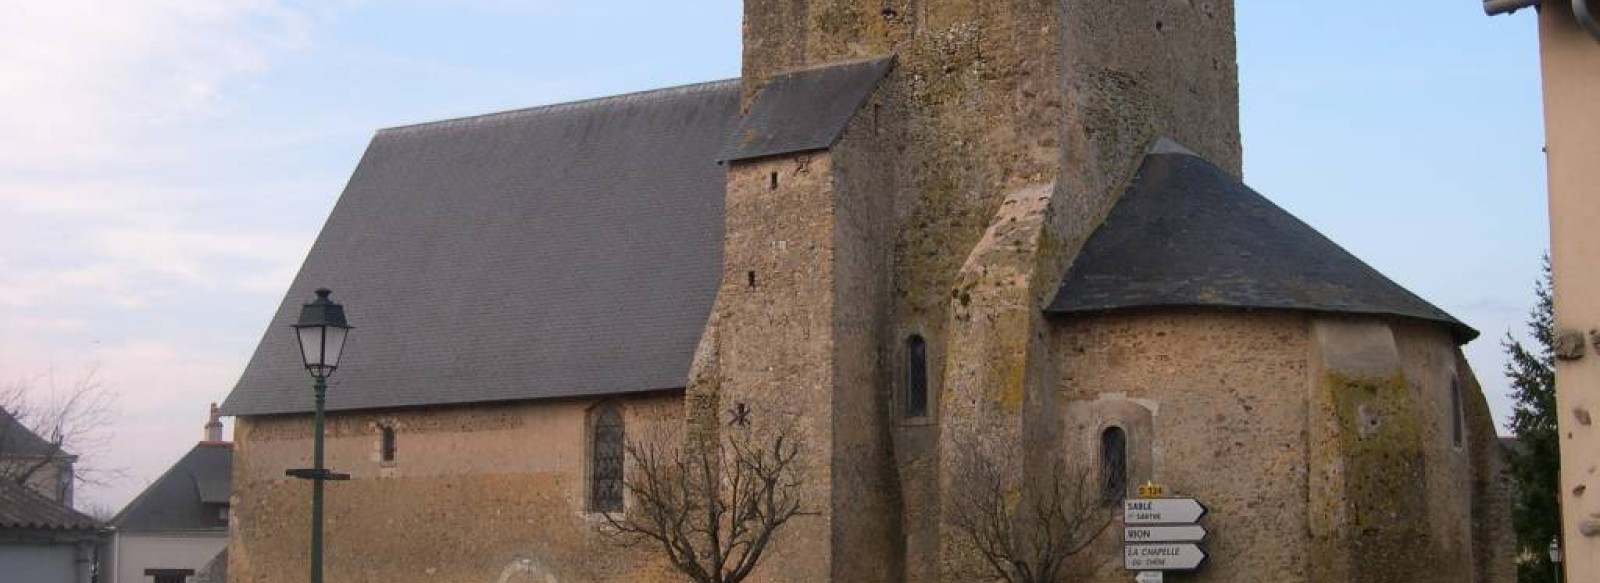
(686, 0, 1242, 581)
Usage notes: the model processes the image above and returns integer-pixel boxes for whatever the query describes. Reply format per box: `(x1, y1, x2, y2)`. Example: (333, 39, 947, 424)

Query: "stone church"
(220, 1, 1514, 582)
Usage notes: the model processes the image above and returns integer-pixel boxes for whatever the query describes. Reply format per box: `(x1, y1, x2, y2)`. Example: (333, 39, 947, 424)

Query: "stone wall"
(228, 394, 684, 583)
(1392, 320, 1477, 582)
(689, 87, 904, 581)
(1054, 309, 1312, 582)
(708, 153, 842, 583)
(1048, 309, 1510, 583)
(828, 83, 905, 583)
(733, 3, 1242, 580)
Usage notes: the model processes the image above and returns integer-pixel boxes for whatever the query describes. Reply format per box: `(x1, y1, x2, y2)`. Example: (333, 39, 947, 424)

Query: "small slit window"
(905, 335, 928, 418)
(1101, 426, 1128, 503)
(380, 426, 396, 462)
(591, 403, 625, 512)
(1450, 378, 1464, 447)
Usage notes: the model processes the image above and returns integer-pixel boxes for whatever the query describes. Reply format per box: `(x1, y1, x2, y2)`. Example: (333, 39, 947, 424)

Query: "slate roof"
(111, 443, 232, 532)
(1048, 143, 1478, 342)
(719, 57, 893, 163)
(0, 479, 97, 531)
(0, 408, 62, 458)
(222, 79, 740, 416)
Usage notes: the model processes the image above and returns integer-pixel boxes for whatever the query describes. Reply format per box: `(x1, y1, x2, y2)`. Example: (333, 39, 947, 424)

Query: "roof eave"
(1047, 303, 1479, 344)
(1484, 0, 1541, 16)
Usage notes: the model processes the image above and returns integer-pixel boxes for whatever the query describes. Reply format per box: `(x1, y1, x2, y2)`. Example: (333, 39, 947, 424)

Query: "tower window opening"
(1450, 378, 1464, 447)
(905, 335, 928, 419)
(380, 425, 396, 463)
(1101, 426, 1128, 503)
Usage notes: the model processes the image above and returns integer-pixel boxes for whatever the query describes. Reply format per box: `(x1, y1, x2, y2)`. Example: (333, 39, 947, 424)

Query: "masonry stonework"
(1049, 311, 1510, 583)
(223, 1, 1516, 581)
(228, 395, 684, 583)
(1056, 310, 1313, 582)
(720, 2, 1244, 580)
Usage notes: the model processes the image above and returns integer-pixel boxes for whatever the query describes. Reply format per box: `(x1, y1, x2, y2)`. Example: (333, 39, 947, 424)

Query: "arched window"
(905, 335, 928, 418)
(1450, 378, 1464, 447)
(1101, 426, 1128, 503)
(591, 403, 625, 512)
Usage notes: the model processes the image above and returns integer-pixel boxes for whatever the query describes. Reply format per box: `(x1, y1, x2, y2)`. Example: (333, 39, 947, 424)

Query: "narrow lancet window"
(1102, 426, 1128, 502)
(591, 403, 625, 512)
(1451, 378, 1464, 447)
(380, 426, 396, 462)
(905, 335, 928, 418)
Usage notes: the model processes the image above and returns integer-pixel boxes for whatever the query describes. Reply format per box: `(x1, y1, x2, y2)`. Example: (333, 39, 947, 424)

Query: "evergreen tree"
(1505, 256, 1560, 583)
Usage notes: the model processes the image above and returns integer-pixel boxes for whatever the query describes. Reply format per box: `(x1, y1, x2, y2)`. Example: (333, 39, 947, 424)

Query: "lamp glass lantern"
(293, 288, 352, 380)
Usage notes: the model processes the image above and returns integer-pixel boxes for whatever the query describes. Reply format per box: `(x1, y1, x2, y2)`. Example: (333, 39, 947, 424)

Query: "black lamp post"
(1550, 536, 1564, 583)
(286, 288, 352, 583)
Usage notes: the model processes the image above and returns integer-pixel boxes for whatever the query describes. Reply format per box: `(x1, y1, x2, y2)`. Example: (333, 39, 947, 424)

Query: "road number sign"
(1123, 498, 1207, 525)
(1124, 524, 1207, 543)
(1124, 543, 1208, 571)
(1134, 572, 1164, 583)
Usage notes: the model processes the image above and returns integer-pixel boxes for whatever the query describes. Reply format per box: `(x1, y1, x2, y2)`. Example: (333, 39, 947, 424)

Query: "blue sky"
(0, 1, 1548, 511)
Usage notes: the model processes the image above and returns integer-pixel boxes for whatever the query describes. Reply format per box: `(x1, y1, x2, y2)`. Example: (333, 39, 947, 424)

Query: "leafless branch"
(0, 367, 124, 498)
(603, 425, 810, 583)
(948, 445, 1114, 583)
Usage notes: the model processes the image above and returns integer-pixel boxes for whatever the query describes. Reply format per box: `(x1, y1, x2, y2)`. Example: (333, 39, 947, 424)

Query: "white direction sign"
(1123, 498, 1207, 525)
(1124, 524, 1207, 543)
(1124, 543, 1208, 571)
(1134, 572, 1164, 583)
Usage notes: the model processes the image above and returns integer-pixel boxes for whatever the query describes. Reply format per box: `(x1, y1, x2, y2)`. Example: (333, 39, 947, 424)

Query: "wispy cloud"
(0, 0, 328, 510)
(0, 0, 311, 170)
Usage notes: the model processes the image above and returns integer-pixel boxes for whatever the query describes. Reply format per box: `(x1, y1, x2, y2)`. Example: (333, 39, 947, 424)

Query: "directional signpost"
(1124, 543, 1208, 570)
(1123, 498, 1207, 524)
(1125, 524, 1207, 543)
(1134, 572, 1164, 583)
(1124, 483, 1209, 581)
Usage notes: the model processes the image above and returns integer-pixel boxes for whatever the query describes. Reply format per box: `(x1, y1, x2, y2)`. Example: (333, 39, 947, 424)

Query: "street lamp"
(1550, 536, 1564, 583)
(286, 288, 352, 583)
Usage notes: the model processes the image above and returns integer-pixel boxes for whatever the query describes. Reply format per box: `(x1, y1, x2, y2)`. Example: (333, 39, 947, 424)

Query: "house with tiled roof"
(102, 406, 231, 583)
(0, 478, 101, 583)
(217, 1, 1516, 581)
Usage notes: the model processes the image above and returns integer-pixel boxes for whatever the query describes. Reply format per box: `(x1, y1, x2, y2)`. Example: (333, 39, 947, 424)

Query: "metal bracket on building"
(1557, 330, 1587, 360)
(286, 468, 351, 481)
(729, 402, 752, 427)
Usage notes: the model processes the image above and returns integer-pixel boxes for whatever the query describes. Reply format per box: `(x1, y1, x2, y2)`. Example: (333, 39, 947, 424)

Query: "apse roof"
(1047, 142, 1477, 342)
(221, 80, 739, 416)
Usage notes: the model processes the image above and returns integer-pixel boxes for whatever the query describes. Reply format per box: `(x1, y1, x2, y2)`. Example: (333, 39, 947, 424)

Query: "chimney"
(203, 402, 224, 443)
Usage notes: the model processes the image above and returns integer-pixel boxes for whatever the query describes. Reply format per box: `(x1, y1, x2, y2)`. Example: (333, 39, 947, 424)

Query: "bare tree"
(603, 426, 809, 583)
(0, 367, 121, 502)
(948, 448, 1115, 583)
